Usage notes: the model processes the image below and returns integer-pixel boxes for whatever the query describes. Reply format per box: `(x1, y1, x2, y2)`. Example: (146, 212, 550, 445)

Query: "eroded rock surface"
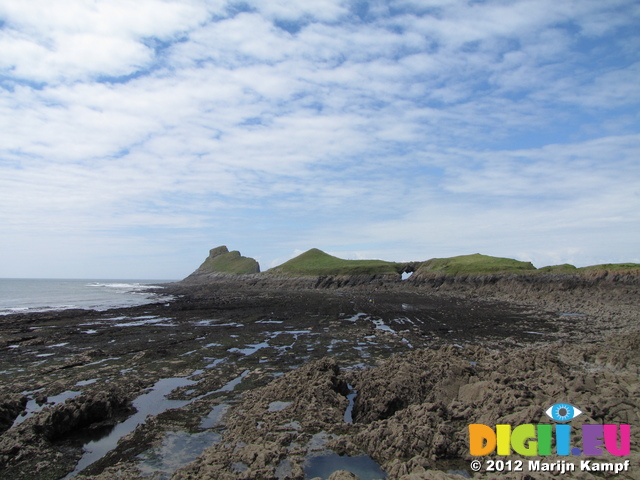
(0, 275, 637, 479)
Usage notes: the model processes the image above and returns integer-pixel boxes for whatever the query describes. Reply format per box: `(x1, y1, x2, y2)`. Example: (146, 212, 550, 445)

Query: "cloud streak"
(1, 0, 638, 277)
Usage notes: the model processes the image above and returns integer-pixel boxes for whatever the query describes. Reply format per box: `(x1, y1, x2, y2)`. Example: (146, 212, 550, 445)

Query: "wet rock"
(0, 386, 134, 479)
(0, 272, 639, 479)
(0, 395, 27, 434)
(328, 470, 360, 480)
(351, 346, 476, 423)
(31, 387, 133, 441)
(175, 358, 351, 479)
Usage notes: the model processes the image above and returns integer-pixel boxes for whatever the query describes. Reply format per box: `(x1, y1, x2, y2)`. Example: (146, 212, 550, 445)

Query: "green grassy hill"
(187, 245, 639, 280)
(266, 248, 402, 276)
(194, 246, 260, 275)
(536, 263, 578, 274)
(414, 253, 536, 276)
(577, 263, 640, 277)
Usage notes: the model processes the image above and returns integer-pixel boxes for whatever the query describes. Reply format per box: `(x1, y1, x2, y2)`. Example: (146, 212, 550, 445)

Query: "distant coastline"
(183, 245, 640, 281)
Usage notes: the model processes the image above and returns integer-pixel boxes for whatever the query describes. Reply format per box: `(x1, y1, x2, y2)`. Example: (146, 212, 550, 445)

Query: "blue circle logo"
(545, 403, 583, 422)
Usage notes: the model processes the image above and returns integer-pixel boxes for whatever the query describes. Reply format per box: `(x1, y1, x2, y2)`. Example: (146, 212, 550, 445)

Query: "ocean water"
(0, 278, 176, 315)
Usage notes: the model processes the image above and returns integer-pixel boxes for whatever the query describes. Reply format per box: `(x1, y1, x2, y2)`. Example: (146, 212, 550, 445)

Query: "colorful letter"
(496, 424, 511, 455)
(604, 424, 630, 456)
(511, 424, 537, 456)
(582, 425, 604, 455)
(555, 424, 571, 455)
(469, 424, 496, 456)
(537, 424, 553, 455)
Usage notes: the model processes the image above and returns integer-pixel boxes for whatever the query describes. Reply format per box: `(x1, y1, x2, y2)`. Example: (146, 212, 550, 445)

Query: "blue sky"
(1, 0, 639, 279)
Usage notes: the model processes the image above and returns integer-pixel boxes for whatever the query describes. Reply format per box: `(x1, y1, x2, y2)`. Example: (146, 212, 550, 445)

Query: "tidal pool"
(304, 452, 387, 479)
(343, 385, 357, 423)
(136, 430, 222, 479)
(64, 376, 198, 478)
(12, 389, 83, 428)
(200, 403, 229, 429)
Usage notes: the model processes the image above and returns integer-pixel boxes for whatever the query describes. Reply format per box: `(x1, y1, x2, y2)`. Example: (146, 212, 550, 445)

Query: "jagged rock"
(0, 395, 27, 434)
(31, 388, 133, 440)
(0, 386, 133, 476)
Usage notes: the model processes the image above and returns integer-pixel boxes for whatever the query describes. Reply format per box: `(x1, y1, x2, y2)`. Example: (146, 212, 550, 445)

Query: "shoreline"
(0, 278, 176, 317)
(0, 275, 638, 479)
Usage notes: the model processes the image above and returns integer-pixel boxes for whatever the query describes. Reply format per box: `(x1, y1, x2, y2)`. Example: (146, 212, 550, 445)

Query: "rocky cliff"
(183, 246, 260, 281)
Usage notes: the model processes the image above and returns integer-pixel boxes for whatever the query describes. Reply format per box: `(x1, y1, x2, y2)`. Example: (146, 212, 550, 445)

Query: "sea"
(0, 278, 177, 315)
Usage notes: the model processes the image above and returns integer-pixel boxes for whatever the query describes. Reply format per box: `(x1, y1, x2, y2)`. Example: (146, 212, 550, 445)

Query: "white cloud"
(0, 0, 215, 83)
(0, 0, 638, 277)
(250, 0, 348, 23)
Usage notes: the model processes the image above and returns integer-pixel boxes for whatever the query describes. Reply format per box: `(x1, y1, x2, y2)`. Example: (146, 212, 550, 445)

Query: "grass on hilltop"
(577, 263, 640, 276)
(536, 264, 579, 274)
(193, 245, 640, 279)
(414, 253, 536, 276)
(266, 248, 403, 276)
(198, 250, 260, 275)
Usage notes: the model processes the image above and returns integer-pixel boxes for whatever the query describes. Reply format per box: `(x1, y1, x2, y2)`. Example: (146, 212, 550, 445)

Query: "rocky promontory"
(183, 246, 260, 281)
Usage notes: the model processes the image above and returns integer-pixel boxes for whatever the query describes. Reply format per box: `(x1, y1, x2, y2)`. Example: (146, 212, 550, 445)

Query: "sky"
(1, 0, 639, 279)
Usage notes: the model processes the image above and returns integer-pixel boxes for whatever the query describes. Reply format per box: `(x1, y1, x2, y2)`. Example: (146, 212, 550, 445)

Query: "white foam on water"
(0, 279, 175, 315)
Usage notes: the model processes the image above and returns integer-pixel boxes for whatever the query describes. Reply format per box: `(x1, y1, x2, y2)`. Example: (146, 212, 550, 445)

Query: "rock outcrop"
(184, 246, 260, 280)
(0, 395, 27, 435)
(171, 331, 640, 480)
(0, 387, 134, 480)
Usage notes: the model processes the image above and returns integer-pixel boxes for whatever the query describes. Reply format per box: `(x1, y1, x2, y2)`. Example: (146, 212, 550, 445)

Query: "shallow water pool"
(304, 451, 387, 479)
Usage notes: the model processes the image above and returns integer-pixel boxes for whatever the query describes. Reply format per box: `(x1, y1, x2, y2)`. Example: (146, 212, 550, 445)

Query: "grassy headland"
(577, 263, 640, 277)
(413, 253, 536, 276)
(194, 246, 260, 275)
(186, 245, 639, 280)
(265, 248, 403, 276)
